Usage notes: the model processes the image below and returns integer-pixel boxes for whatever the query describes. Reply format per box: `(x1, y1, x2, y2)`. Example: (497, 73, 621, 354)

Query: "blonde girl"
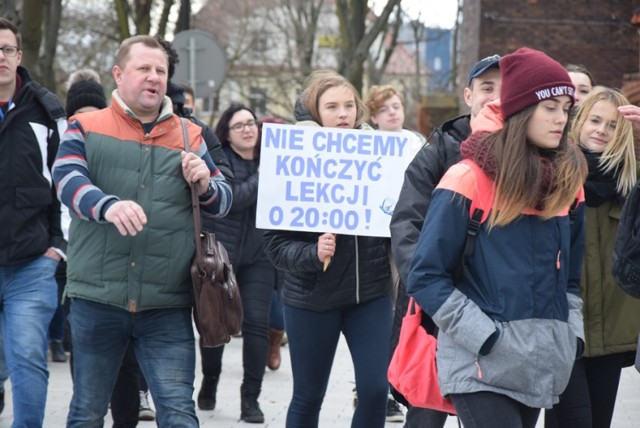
(547, 86, 640, 428)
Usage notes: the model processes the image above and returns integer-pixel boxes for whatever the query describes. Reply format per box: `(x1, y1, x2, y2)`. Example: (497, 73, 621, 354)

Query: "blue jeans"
(285, 296, 392, 428)
(0, 255, 58, 427)
(67, 299, 198, 427)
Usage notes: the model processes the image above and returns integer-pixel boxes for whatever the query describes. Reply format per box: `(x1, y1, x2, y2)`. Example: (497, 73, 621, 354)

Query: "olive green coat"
(581, 200, 640, 357)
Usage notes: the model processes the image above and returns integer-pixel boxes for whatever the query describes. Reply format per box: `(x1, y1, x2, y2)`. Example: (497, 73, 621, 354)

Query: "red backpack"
(387, 160, 492, 413)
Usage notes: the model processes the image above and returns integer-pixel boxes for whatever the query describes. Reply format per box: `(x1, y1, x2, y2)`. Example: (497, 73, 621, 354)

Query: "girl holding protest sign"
(263, 70, 393, 428)
(408, 48, 588, 427)
(197, 103, 274, 423)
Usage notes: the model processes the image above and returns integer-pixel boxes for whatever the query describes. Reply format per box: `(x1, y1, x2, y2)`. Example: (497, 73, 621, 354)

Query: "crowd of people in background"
(1, 12, 640, 428)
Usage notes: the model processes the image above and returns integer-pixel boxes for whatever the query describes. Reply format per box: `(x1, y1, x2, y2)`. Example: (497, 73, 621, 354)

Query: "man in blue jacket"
(0, 17, 67, 427)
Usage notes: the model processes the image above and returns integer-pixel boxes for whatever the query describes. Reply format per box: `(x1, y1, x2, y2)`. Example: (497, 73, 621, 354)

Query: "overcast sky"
(372, 0, 459, 28)
(403, 0, 458, 28)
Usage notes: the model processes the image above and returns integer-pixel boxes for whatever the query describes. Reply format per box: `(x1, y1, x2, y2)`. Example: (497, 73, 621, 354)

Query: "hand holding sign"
(317, 233, 336, 271)
(257, 124, 412, 238)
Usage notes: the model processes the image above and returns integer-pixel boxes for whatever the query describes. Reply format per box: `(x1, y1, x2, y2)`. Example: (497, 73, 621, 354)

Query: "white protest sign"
(256, 123, 412, 237)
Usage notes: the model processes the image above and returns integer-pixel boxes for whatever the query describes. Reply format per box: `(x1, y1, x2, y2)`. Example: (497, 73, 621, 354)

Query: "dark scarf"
(581, 148, 621, 207)
(460, 131, 555, 209)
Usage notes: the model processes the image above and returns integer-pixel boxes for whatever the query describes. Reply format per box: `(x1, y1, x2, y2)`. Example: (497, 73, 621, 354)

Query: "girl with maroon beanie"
(408, 48, 588, 427)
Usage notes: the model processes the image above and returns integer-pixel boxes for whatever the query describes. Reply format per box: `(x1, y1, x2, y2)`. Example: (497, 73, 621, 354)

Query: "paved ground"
(0, 330, 639, 427)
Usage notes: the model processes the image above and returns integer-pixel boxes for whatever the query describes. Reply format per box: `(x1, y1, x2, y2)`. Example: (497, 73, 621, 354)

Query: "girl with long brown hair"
(408, 48, 588, 428)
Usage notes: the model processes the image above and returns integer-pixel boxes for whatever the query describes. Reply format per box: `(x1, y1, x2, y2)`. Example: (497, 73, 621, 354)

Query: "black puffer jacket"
(263, 100, 391, 311)
(263, 230, 391, 311)
(390, 114, 471, 283)
(0, 67, 66, 266)
(202, 146, 262, 267)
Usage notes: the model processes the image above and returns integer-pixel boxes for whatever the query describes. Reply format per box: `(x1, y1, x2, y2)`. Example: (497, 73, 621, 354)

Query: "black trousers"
(200, 260, 274, 386)
(545, 353, 626, 428)
(110, 343, 142, 428)
(451, 391, 540, 428)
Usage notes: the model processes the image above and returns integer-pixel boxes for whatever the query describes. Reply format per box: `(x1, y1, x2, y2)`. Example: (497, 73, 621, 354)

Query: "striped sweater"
(52, 92, 232, 311)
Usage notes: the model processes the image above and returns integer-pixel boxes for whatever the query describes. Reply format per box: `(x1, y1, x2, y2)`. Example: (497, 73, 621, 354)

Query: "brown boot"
(267, 328, 285, 370)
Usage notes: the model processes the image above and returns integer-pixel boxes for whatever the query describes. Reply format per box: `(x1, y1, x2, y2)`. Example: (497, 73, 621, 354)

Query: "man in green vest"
(53, 35, 232, 427)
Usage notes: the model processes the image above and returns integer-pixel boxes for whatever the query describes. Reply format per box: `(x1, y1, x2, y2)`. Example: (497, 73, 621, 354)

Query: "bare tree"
(450, 0, 463, 93)
(335, 0, 401, 92)
(113, 0, 160, 40)
(192, 0, 324, 118)
(156, 0, 174, 38)
(20, 0, 44, 80)
(281, 0, 325, 77)
(174, 0, 190, 34)
(408, 15, 425, 101)
(16, 0, 63, 91)
(114, 0, 131, 39)
(367, 3, 402, 86)
(0, 0, 20, 25)
(56, 0, 121, 95)
(191, 0, 409, 119)
(40, 0, 63, 91)
(133, 0, 153, 35)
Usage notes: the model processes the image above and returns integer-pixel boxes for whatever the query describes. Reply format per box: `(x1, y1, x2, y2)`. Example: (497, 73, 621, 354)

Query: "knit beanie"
(66, 80, 107, 117)
(499, 47, 575, 120)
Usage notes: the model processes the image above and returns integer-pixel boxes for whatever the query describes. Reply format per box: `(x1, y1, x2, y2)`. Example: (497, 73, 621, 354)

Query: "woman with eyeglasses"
(196, 103, 275, 423)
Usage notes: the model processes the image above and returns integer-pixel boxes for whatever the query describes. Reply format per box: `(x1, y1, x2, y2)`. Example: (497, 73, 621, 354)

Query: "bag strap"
(407, 297, 419, 316)
(455, 160, 495, 282)
(456, 207, 483, 281)
(180, 118, 205, 274)
(568, 198, 579, 224)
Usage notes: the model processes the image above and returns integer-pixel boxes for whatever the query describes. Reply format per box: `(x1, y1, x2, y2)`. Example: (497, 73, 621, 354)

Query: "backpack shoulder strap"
(461, 159, 495, 224)
(455, 160, 496, 281)
(568, 198, 579, 224)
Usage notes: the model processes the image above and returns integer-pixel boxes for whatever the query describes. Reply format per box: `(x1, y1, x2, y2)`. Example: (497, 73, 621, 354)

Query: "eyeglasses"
(0, 46, 19, 57)
(230, 119, 257, 133)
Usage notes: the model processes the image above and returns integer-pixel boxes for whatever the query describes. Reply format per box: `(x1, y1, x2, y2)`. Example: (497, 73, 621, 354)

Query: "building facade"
(459, 0, 640, 112)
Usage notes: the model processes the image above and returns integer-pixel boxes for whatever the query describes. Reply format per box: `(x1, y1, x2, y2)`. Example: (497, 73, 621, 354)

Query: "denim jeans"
(66, 298, 198, 427)
(0, 322, 6, 388)
(0, 255, 58, 427)
(284, 296, 392, 428)
(450, 391, 540, 428)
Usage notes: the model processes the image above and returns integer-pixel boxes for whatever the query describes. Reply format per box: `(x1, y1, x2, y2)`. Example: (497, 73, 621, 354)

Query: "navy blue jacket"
(408, 160, 586, 408)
